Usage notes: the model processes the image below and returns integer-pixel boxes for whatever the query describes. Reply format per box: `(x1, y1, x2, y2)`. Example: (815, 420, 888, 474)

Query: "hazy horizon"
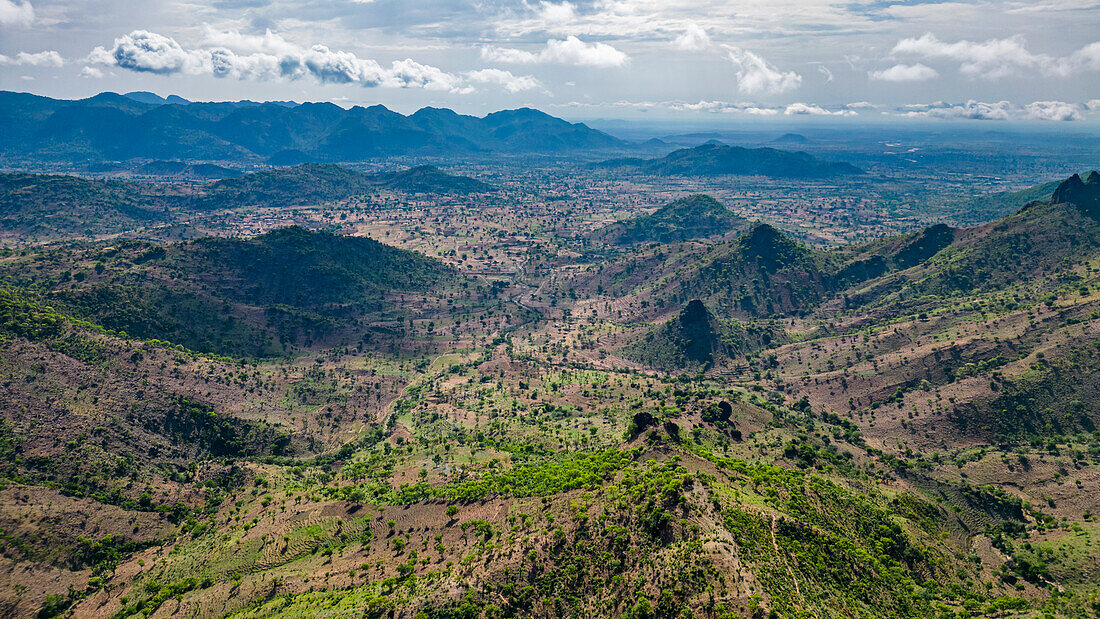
(2, 0, 1099, 123)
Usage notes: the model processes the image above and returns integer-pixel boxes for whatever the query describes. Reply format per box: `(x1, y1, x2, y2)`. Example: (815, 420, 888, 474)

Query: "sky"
(1, 0, 1099, 123)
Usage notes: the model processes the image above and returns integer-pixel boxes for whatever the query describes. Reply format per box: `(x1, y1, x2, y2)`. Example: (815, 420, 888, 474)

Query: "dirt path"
(771, 515, 802, 600)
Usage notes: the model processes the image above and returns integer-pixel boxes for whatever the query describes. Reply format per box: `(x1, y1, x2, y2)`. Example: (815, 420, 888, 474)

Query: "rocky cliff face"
(1051, 171, 1100, 219)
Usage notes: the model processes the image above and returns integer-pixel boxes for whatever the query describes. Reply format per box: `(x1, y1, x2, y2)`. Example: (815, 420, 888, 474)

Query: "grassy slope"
(0, 227, 515, 357)
(596, 194, 747, 245)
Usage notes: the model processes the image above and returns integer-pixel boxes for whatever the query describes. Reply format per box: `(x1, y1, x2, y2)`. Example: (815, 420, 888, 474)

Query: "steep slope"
(596, 194, 746, 245)
(1051, 170, 1100, 218)
(689, 223, 835, 317)
(830, 223, 957, 289)
(624, 299, 781, 371)
(899, 179, 1100, 301)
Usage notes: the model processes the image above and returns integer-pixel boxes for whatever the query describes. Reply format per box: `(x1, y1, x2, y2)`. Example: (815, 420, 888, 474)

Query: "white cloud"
(538, 1, 575, 23)
(90, 29, 465, 91)
(1024, 100, 1082, 121)
(1086, 99, 1100, 111)
(465, 68, 543, 93)
(91, 30, 208, 75)
(481, 36, 628, 68)
(677, 100, 775, 114)
(386, 58, 464, 90)
(674, 23, 710, 51)
(0, 50, 63, 67)
(869, 63, 938, 82)
(79, 66, 104, 79)
(905, 100, 1014, 120)
(1066, 42, 1100, 72)
(724, 46, 801, 95)
(478, 46, 538, 64)
(550, 98, 1070, 122)
(895, 100, 1049, 121)
(551, 99, 786, 115)
(0, 0, 33, 27)
(818, 65, 833, 82)
(491, 0, 876, 42)
(201, 27, 300, 56)
(892, 33, 1041, 79)
(891, 33, 1100, 79)
(784, 102, 857, 116)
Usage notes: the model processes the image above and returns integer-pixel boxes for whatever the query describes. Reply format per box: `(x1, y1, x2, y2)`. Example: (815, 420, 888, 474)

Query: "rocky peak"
(1052, 171, 1100, 218)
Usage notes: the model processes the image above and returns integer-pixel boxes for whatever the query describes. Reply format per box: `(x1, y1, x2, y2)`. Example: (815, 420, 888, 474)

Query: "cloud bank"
(480, 36, 629, 68)
(0, 50, 63, 67)
(88, 29, 539, 94)
(898, 99, 1083, 121)
(892, 33, 1100, 79)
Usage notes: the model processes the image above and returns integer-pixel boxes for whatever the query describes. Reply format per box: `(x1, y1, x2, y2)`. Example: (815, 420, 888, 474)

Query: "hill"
(939, 179, 1062, 224)
(590, 169, 1100, 326)
(772, 133, 811, 145)
(198, 163, 492, 208)
(370, 164, 494, 194)
(623, 299, 782, 371)
(595, 194, 746, 244)
(135, 160, 242, 179)
(0, 164, 491, 241)
(607, 172, 1100, 441)
(196, 164, 380, 208)
(597, 142, 862, 178)
(0, 91, 627, 163)
(0, 227, 513, 357)
(0, 172, 179, 243)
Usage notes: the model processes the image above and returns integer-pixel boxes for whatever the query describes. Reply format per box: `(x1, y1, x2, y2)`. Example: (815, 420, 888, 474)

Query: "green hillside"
(0, 173, 177, 242)
(0, 227, 475, 357)
(597, 194, 746, 244)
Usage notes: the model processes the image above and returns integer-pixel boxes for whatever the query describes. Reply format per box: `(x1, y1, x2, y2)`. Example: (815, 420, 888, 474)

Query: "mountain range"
(0, 91, 627, 164)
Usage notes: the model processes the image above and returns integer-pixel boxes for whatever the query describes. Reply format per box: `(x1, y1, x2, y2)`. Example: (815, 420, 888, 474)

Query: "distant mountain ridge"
(596, 142, 862, 178)
(0, 91, 627, 163)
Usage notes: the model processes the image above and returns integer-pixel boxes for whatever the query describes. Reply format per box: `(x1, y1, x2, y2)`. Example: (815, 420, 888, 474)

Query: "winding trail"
(771, 514, 802, 600)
